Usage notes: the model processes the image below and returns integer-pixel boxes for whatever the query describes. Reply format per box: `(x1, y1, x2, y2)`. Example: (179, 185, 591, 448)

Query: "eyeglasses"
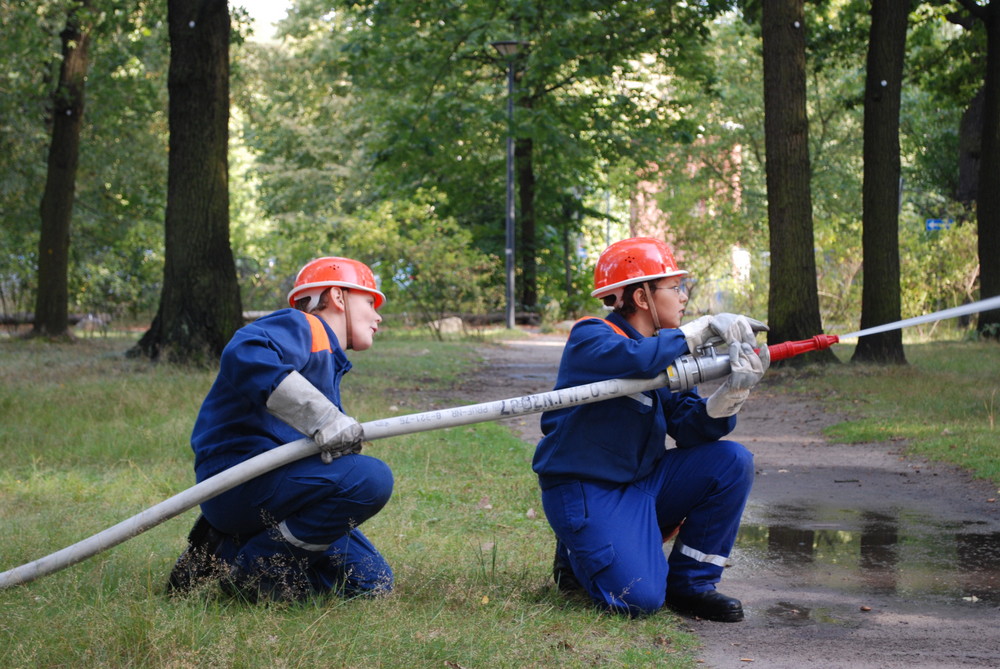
(652, 281, 687, 295)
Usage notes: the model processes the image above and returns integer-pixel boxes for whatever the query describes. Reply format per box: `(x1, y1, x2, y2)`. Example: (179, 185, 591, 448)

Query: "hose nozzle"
(765, 334, 839, 362)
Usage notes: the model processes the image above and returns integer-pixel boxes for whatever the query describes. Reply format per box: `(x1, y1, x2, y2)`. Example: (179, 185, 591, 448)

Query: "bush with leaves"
(344, 190, 503, 336)
(899, 211, 979, 331)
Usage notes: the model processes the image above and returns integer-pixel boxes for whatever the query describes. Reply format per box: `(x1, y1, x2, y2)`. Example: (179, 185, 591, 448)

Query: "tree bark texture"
(761, 0, 835, 363)
(33, 3, 91, 338)
(132, 0, 242, 363)
(957, 87, 982, 205)
(516, 135, 537, 310)
(976, 2, 1000, 337)
(852, 0, 908, 364)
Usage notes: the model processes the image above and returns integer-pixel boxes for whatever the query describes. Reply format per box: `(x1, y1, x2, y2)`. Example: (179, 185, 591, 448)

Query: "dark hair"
(293, 287, 332, 313)
(603, 283, 644, 317)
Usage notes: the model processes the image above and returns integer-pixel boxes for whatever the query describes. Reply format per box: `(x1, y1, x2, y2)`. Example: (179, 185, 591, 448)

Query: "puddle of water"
(730, 503, 1000, 607)
(765, 601, 860, 628)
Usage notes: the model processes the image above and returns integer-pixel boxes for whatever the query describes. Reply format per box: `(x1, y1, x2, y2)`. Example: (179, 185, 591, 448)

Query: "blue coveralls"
(191, 309, 393, 596)
(533, 313, 753, 615)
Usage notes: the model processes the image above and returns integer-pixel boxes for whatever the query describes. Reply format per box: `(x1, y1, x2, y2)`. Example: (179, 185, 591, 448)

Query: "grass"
(0, 334, 698, 668)
(770, 338, 1000, 485)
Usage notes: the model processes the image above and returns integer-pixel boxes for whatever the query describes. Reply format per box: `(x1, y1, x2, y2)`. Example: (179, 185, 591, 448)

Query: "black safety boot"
(166, 514, 230, 594)
(665, 589, 744, 623)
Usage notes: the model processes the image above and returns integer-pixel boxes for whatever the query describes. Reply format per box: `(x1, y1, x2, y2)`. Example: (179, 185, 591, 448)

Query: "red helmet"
(591, 237, 686, 302)
(287, 257, 386, 310)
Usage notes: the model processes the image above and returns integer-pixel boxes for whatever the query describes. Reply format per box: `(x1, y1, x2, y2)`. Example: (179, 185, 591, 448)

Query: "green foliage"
(243, 0, 728, 316)
(0, 1, 170, 320)
(898, 214, 979, 325)
(344, 189, 505, 329)
(0, 0, 987, 339)
(0, 335, 700, 668)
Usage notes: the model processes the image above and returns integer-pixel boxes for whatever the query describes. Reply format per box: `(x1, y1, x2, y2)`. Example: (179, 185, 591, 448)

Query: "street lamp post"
(491, 40, 523, 330)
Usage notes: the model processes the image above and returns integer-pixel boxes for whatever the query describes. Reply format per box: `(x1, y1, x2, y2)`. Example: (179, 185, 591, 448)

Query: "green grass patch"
(0, 334, 699, 668)
(772, 340, 1000, 485)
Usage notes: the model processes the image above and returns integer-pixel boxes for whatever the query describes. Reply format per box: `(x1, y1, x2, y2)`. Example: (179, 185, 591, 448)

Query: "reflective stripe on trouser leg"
(675, 540, 729, 568)
(653, 440, 754, 595)
(278, 520, 330, 553)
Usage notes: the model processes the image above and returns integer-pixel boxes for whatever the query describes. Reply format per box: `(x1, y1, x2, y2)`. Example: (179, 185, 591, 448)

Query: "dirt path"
(467, 333, 1000, 668)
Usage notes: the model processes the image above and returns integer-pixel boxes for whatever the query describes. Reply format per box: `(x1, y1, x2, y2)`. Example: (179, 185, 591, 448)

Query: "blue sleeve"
(217, 311, 314, 407)
(556, 319, 689, 386)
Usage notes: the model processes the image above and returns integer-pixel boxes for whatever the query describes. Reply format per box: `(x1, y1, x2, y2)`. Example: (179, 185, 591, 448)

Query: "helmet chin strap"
(644, 281, 662, 335)
(342, 288, 353, 350)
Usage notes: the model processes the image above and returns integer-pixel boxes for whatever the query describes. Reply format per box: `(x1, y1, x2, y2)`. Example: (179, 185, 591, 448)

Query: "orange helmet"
(591, 237, 686, 303)
(287, 257, 386, 310)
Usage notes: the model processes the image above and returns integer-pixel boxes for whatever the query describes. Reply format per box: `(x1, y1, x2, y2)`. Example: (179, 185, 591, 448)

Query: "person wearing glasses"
(533, 237, 769, 622)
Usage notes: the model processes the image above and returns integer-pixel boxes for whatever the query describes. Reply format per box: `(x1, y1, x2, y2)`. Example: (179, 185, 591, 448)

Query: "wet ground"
(471, 333, 1000, 668)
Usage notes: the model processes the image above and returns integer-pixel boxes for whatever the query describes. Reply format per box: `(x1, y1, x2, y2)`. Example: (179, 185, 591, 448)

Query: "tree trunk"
(130, 0, 242, 364)
(977, 2, 1000, 337)
(33, 2, 91, 339)
(852, 0, 908, 364)
(957, 87, 983, 205)
(761, 0, 834, 363)
(516, 135, 537, 310)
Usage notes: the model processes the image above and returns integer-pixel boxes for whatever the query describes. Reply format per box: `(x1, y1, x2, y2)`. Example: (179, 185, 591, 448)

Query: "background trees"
(33, 0, 92, 338)
(853, 0, 909, 363)
(130, 0, 242, 363)
(1, 0, 992, 359)
(760, 0, 831, 359)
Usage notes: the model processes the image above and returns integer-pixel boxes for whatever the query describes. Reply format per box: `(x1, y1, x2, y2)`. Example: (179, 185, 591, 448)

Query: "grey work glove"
(266, 370, 365, 463)
(706, 343, 770, 418)
(679, 313, 768, 353)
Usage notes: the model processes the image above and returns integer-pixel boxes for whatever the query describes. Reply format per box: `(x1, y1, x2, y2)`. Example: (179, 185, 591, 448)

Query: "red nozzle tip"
(765, 334, 840, 362)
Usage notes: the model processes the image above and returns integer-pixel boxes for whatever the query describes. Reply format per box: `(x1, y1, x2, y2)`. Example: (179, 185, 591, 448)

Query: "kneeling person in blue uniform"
(534, 237, 768, 622)
(168, 256, 393, 603)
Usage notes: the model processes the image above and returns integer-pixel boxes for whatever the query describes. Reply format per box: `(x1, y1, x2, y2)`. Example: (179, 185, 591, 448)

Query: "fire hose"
(0, 338, 804, 590)
(2, 295, 997, 590)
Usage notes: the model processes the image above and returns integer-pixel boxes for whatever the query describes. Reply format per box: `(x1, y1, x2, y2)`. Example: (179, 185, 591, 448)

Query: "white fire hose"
(0, 371, 675, 590)
(9, 295, 996, 590)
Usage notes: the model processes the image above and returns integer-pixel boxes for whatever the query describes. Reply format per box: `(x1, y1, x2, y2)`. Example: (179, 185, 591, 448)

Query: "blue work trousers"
(199, 453, 394, 596)
(542, 440, 753, 615)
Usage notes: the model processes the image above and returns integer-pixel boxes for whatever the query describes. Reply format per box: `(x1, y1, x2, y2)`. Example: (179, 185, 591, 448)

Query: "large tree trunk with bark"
(852, 0, 908, 364)
(761, 0, 834, 363)
(976, 2, 1000, 337)
(32, 2, 91, 339)
(957, 88, 982, 205)
(130, 0, 242, 364)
